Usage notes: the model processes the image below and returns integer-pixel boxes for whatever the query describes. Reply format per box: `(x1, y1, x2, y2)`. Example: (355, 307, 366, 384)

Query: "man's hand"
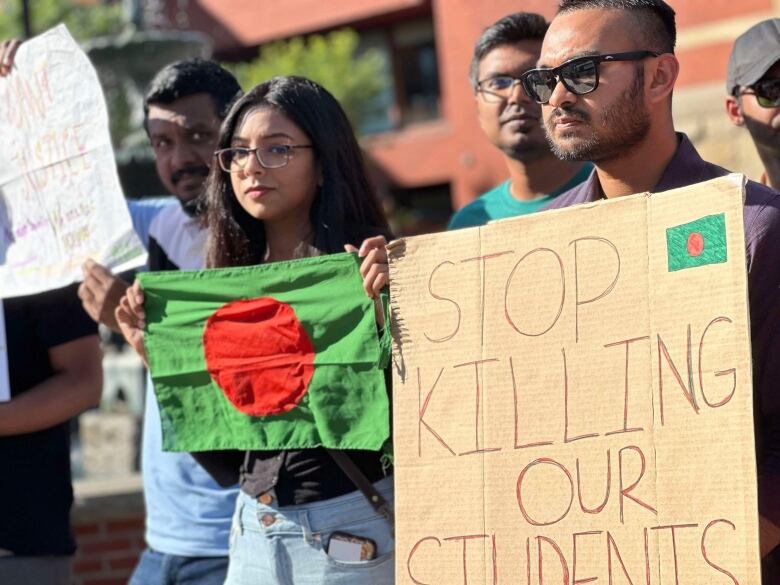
(78, 258, 130, 333)
(0, 39, 22, 77)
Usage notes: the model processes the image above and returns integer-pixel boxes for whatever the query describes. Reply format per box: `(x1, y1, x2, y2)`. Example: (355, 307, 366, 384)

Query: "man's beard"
(545, 68, 651, 163)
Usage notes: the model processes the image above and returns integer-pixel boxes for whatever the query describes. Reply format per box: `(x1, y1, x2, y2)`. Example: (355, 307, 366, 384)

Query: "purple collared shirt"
(544, 133, 780, 527)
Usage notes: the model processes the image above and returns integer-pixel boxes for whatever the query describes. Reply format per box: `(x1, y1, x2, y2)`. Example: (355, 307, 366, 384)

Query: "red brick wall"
(71, 515, 144, 585)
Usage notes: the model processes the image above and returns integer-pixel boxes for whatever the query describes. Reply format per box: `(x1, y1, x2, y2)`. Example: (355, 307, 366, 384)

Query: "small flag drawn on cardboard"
(666, 213, 727, 271)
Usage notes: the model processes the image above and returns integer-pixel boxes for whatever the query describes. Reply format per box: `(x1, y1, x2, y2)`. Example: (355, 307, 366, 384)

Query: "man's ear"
(725, 95, 745, 127)
(647, 53, 679, 104)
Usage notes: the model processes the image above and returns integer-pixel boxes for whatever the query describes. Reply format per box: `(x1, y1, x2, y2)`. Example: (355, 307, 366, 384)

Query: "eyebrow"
(232, 131, 296, 143)
(538, 49, 601, 69)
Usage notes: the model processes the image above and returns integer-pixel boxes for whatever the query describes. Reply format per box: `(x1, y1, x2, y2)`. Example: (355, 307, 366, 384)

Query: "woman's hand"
(346, 235, 389, 327)
(115, 280, 148, 366)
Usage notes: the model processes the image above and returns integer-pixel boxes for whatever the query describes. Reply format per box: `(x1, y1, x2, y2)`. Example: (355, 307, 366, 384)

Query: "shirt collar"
(577, 133, 705, 201)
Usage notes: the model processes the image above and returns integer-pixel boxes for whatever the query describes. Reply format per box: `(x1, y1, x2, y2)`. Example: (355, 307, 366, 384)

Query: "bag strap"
(326, 449, 394, 535)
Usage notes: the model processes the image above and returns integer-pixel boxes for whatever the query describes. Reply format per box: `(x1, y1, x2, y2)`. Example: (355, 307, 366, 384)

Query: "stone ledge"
(72, 474, 144, 523)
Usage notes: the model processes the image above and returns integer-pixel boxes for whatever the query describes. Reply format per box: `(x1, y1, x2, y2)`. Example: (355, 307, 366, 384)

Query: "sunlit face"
(539, 9, 653, 162)
(146, 93, 221, 203)
(475, 41, 549, 161)
(739, 61, 780, 155)
(228, 106, 319, 224)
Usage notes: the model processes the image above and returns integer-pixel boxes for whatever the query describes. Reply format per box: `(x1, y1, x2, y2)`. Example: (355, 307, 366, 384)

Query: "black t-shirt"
(0, 284, 97, 555)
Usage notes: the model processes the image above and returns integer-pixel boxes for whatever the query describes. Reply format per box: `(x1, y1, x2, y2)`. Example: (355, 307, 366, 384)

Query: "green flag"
(139, 253, 390, 452)
(666, 213, 728, 272)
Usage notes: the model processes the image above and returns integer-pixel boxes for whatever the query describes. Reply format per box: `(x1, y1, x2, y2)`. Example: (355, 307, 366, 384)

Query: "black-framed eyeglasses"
(476, 75, 525, 103)
(520, 51, 660, 104)
(215, 144, 313, 172)
(736, 78, 780, 108)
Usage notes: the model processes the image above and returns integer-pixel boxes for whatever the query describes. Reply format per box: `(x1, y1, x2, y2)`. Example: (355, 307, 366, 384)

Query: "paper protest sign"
(0, 24, 146, 298)
(389, 175, 759, 585)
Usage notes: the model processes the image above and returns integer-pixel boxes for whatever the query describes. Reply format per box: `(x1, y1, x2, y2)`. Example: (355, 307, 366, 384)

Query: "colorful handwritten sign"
(0, 24, 145, 298)
(389, 175, 759, 584)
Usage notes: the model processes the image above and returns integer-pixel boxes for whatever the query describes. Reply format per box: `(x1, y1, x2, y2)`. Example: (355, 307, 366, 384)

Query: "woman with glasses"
(117, 76, 394, 585)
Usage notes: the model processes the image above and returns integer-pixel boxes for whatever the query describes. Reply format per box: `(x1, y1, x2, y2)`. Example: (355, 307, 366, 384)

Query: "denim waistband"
(236, 475, 394, 536)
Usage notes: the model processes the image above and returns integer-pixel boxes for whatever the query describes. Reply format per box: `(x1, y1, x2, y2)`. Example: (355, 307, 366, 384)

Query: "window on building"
(357, 17, 441, 135)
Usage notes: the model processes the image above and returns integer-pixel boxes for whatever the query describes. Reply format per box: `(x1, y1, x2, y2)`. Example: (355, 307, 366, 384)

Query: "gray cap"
(726, 18, 780, 94)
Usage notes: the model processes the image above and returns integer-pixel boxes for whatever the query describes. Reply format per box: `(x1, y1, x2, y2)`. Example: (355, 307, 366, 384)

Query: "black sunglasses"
(737, 78, 780, 108)
(520, 51, 660, 104)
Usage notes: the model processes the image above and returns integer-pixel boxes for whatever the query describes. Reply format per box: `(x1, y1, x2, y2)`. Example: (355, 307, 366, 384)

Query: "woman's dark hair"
(204, 76, 389, 268)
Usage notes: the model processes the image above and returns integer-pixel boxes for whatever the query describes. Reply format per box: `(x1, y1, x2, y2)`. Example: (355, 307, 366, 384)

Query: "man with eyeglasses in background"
(519, 0, 780, 580)
(725, 19, 780, 192)
(447, 13, 591, 230)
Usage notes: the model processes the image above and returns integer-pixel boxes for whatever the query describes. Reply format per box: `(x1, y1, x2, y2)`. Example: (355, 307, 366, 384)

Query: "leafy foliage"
(228, 29, 388, 132)
(0, 0, 124, 41)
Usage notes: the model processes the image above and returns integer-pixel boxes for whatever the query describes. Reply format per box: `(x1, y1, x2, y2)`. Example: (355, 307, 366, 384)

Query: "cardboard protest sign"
(389, 175, 759, 585)
(0, 25, 145, 298)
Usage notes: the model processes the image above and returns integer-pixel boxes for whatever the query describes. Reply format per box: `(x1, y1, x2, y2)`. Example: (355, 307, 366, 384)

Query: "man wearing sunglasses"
(523, 0, 780, 580)
(448, 13, 591, 230)
(725, 19, 780, 192)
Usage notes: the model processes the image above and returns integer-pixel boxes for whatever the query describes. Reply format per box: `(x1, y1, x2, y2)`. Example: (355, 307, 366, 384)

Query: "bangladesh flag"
(138, 253, 390, 452)
(666, 213, 728, 272)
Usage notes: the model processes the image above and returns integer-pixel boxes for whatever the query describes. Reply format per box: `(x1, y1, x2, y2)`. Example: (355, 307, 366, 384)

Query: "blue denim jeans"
(225, 476, 394, 585)
(128, 548, 229, 585)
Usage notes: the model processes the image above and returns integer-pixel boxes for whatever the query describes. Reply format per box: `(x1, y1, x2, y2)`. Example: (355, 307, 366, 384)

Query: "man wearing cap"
(726, 18, 780, 192)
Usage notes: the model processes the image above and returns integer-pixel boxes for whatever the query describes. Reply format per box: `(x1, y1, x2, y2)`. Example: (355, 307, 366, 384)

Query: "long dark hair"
(204, 76, 389, 268)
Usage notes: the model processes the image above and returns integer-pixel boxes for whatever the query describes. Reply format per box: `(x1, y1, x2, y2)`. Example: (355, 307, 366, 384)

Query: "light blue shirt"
(142, 382, 239, 556)
(128, 197, 238, 557)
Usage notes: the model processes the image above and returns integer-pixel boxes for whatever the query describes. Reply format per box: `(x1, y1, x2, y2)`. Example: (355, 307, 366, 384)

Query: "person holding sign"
(116, 76, 394, 585)
(0, 286, 101, 584)
(520, 0, 780, 578)
(0, 35, 102, 585)
(120, 60, 243, 585)
(449, 13, 591, 229)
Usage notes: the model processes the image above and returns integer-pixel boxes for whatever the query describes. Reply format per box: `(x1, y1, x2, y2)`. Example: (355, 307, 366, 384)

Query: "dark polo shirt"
(544, 133, 780, 529)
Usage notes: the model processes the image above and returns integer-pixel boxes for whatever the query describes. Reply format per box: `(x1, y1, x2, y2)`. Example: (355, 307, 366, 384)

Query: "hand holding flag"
(345, 235, 389, 327)
(116, 280, 148, 366)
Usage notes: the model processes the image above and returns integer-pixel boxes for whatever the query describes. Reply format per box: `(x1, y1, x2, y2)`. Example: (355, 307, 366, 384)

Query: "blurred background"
(1, 1, 776, 583)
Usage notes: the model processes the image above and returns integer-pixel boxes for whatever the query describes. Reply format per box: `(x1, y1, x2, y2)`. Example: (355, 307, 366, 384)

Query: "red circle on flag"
(687, 232, 705, 257)
(202, 297, 315, 416)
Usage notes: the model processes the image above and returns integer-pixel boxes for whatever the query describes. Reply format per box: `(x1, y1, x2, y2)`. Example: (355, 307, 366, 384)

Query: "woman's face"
(228, 106, 319, 224)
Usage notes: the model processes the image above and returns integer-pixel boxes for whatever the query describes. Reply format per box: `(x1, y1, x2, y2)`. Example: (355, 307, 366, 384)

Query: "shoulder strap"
(326, 449, 394, 535)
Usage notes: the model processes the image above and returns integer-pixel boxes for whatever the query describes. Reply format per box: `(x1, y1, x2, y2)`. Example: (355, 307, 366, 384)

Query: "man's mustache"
(171, 164, 210, 185)
(547, 107, 591, 124)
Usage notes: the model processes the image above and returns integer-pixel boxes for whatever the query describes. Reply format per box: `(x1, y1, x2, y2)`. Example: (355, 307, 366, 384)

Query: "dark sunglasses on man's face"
(520, 51, 660, 104)
(738, 78, 780, 108)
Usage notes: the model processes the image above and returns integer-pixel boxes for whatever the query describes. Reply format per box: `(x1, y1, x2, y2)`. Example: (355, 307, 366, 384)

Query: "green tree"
(228, 29, 388, 132)
(0, 0, 124, 41)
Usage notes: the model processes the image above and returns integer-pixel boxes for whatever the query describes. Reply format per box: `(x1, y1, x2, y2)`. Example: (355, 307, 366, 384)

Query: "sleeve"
(127, 198, 175, 250)
(29, 283, 98, 349)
